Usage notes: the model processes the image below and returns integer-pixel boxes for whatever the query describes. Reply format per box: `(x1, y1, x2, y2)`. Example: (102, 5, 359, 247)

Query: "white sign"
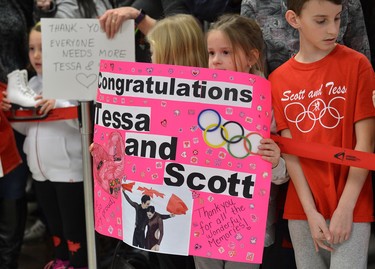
(41, 18, 135, 100)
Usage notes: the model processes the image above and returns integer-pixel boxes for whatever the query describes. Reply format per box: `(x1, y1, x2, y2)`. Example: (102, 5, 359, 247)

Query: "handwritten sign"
(41, 18, 135, 100)
(92, 60, 272, 263)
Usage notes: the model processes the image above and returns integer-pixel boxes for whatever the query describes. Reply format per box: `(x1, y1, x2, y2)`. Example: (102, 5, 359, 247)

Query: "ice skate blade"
(8, 107, 48, 121)
(11, 103, 37, 110)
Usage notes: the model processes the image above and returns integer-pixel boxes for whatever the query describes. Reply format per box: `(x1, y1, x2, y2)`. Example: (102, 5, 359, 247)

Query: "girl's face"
(207, 30, 251, 73)
(29, 30, 43, 75)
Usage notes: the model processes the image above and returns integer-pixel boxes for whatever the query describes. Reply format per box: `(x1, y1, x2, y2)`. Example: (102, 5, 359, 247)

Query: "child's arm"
(1, 91, 28, 135)
(1, 91, 11, 111)
(281, 128, 333, 252)
(329, 117, 375, 244)
(257, 138, 289, 185)
(264, 113, 289, 184)
(372, 90, 375, 108)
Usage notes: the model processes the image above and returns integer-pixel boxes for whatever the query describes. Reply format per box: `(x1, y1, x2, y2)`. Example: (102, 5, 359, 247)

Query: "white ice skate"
(6, 69, 46, 120)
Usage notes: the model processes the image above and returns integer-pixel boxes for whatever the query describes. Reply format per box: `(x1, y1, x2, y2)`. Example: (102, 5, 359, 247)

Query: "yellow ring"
(203, 124, 228, 148)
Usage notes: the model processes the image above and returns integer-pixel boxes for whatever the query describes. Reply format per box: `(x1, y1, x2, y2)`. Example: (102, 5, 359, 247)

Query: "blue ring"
(198, 109, 221, 132)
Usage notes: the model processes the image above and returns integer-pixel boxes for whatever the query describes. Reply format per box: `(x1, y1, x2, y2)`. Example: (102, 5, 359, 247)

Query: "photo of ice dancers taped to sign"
(92, 60, 272, 264)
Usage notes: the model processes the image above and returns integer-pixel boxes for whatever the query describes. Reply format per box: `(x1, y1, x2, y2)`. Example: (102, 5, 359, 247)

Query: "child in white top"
(6, 22, 88, 269)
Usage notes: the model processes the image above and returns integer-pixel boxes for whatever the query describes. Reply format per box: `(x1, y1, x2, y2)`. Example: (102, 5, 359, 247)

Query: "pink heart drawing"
(191, 69, 199, 76)
(76, 73, 97, 88)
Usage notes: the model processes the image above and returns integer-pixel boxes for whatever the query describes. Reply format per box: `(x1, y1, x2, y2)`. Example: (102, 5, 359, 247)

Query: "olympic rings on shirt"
(284, 97, 344, 133)
(198, 109, 263, 159)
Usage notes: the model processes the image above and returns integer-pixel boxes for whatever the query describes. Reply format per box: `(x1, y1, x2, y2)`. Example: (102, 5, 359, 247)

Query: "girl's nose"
(212, 54, 221, 64)
(34, 49, 42, 58)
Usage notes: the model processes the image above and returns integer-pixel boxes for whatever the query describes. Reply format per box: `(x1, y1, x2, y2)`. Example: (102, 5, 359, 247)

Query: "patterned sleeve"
(340, 0, 371, 60)
(160, 0, 190, 16)
(240, 0, 256, 18)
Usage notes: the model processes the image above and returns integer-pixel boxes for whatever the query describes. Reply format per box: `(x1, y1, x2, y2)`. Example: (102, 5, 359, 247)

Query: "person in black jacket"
(0, 0, 33, 267)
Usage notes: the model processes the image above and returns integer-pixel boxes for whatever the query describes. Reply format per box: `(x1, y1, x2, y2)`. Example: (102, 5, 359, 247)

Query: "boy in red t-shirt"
(269, 0, 375, 268)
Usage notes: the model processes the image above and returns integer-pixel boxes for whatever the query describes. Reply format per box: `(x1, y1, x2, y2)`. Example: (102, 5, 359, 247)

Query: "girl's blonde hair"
(208, 14, 266, 75)
(147, 14, 208, 68)
(32, 21, 42, 33)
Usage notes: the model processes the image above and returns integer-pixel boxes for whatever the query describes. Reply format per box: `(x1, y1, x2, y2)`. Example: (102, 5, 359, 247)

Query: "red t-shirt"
(269, 44, 375, 222)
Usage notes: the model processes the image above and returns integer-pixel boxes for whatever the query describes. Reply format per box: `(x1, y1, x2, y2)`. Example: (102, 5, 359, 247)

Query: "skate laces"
(20, 87, 37, 98)
(19, 69, 37, 98)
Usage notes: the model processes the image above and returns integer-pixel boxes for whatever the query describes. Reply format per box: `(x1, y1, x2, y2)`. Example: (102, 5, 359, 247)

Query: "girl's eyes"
(208, 50, 231, 56)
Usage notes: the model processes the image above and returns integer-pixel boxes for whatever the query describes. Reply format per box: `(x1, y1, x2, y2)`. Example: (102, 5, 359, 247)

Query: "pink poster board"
(93, 60, 272, 263)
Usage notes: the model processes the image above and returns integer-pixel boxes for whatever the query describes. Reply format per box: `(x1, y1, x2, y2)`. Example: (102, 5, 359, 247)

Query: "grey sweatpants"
(289, 220, 370, 269)
(193, 256, 260, 269)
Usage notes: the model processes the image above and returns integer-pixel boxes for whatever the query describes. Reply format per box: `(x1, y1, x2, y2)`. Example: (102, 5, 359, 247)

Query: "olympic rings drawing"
(203, 124, 228, 148)
(245, 132, 263, 155)
(221, 121, 244, 143)
(284, 97, 344, 133)
(198, 109, 263, 159)
(227, 135, 251, 159)
(198, 109, 221, 132)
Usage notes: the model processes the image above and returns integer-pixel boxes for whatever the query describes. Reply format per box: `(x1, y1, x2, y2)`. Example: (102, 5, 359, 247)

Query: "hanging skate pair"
(6, 69, 47, 120)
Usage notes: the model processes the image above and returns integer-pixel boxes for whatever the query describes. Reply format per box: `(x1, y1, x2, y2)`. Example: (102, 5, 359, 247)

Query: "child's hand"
(35, 0, 52, 11)
(89, 143, 95, 154)
(257, 138, 280, 168)
(35, 96, 55, 115)
(329, 206, 353, 245)
(306, 210, 333, 252)
(1, 91, 11, 111)
(372, 90, 375, 108)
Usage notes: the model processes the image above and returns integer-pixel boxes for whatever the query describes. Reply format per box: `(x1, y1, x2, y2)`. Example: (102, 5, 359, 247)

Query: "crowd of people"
(0, 0, 374, 268)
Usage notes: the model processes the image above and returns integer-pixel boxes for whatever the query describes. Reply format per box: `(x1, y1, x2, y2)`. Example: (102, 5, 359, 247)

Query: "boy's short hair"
(287, 0, 342, 15)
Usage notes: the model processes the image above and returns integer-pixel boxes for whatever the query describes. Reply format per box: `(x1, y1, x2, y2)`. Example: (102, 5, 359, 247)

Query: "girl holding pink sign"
(146, 13, 208, 269)
(193, 14, 289, 269)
